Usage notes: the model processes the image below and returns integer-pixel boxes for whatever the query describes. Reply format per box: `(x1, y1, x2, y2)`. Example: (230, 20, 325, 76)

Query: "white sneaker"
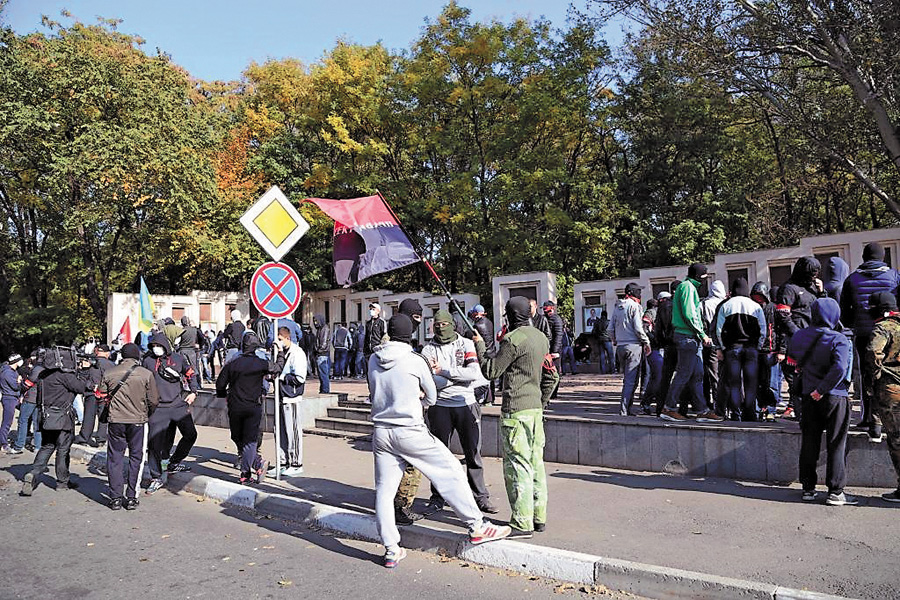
(282, 466, 304, 477)
(266, 466, 284, 477)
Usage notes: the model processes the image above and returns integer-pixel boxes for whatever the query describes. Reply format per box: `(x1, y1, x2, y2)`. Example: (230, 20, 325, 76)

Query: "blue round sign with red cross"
(250, 262, 302, 319)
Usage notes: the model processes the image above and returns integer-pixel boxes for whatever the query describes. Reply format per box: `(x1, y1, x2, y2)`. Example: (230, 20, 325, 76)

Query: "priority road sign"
(250, 262, 302, 319)
(240, 185, 310, 261)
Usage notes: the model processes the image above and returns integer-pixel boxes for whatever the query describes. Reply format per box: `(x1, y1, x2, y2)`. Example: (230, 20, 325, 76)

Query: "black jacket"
(313, 314, 330, 356)
(364, 317, 386, 356)
(215, 351, 277, 406)
(37, 369, 92, 431)
(545, 312, 566, 354)
(532, 312, 552, 342)
(224, 321, 245, 349)
(654, 300, 676, 348)
(466, 316, 497, 358)
(142, 332, 197, 406)
(775, 257, 825, 352)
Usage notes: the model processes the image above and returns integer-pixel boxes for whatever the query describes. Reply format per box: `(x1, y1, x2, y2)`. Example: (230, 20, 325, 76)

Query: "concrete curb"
(69, 445, 857, 600)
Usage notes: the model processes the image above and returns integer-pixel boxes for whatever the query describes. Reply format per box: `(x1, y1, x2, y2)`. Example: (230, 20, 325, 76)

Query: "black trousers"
(657, 344, 677, 416)
(30, 428, 74, 485)
(228, 402, 262, 476)
(426, 403, 489, 501)
(148, 404, 197, 479)
(76, 394, 107, 443)
(799, 394, 851, 494)
(107, 423, 147, 500)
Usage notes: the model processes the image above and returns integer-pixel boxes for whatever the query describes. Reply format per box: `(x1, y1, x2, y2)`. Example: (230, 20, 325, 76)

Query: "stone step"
(314, 416, 374, 435)
(305, 427, 372, 442)
(338, 398, 371, 409)
(327, 406, 372, 422)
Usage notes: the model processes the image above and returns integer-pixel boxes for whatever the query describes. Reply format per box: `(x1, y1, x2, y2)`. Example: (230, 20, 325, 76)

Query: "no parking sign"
(250, 262, 302, 319)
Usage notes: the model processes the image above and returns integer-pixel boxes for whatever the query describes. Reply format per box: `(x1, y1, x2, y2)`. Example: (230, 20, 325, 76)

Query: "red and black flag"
(305, 195, 419, 286)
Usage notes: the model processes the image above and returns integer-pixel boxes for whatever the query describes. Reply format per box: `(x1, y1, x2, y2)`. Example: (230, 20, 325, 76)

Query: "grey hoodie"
(700, 280, 727, 334)
(611, 297, 650, 346)
(368, 341, 437, 427)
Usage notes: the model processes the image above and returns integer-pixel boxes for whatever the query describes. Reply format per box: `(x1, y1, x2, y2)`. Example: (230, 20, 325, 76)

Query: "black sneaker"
(123, 497, 140, 511)
(868, 424, 884, 443)
(534, 522, 546, 533)
(881, 489, 900, 503)
(58, 480, 79, 491)
(423, 497, 445, 515)
(507, 527, 533, 540)
(801, 490, 818, 502)
(395, 506, 423, 526)
(476, 498, 500, 514)
(108, 497, 123, 511)
(166, 462, 191, 473)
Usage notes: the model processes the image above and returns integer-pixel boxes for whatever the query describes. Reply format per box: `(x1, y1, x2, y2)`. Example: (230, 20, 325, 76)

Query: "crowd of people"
(2, 244, 900, 567)
(597, 242, 900, 506)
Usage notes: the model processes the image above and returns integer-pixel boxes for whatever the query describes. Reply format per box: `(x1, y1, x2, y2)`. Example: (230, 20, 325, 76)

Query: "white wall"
(573, 226, 900, 337)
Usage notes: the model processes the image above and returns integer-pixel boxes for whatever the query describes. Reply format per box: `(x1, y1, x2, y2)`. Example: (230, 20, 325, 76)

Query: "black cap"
(870, 291, 898, 313)
(120, 343, 141, 360)
(688, 263, 709, 280)
(863, 242, 885, 262)
(388, 314, 414, 343)
(624, 282, 642, 298)
(542, 300, 556, 308)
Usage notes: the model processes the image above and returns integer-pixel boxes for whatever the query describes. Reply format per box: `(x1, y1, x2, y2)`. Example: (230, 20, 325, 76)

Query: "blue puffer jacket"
(840, 260, 900, 335)
(787, 298, 851, 397)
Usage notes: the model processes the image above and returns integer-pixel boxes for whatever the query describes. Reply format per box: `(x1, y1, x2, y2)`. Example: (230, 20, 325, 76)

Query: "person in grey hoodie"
(700, 279, 727, 414)
(368, 314, 510, 568)
(611, 283, 651, 416)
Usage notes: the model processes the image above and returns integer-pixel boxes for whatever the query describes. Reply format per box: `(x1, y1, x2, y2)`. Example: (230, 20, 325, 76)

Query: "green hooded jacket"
(672, 279, 707, 340)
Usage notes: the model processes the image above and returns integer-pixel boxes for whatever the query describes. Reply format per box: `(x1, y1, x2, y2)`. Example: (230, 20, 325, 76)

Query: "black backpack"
(43, 346, 78, 373)
(254, 316, 272, 348)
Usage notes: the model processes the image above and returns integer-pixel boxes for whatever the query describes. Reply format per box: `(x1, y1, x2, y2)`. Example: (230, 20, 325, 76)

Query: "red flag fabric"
(118, 316, 132, 343)
(306, 195, 419, 286)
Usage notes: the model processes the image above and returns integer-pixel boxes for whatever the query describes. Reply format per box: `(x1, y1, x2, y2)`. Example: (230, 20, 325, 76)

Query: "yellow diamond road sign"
(240, 185, 310, 261)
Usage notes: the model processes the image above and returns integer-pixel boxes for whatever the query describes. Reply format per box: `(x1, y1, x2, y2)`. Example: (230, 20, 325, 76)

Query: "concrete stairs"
(308, 397, 372, 441)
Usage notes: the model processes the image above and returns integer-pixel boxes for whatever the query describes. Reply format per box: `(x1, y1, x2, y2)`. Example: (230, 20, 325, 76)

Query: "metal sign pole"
(274, 316, 281, 482)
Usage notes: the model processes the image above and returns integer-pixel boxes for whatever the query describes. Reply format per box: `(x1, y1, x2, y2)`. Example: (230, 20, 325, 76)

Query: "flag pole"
(375, 190, 477, 336)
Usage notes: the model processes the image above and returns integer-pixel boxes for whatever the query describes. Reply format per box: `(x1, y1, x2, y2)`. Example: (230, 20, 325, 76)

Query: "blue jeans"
(561, 346, 576, 374)
(665, 334, 708, 413)
(333, 348, 349, 377)
(1, 395, 17, 448)
(316, 355, 331, 393)
(617, 344, 643, 415)
(599, 341, 614, 374)
(15, 402, 41, 449)
(355, 351, 366, 377)
(641, 350, 664, 409)
(724, 346, 759, 419)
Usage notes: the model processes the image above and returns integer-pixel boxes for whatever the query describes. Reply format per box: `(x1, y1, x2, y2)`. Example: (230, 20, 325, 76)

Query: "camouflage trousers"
(500, 408, 547, 531)
(393, 464, 421, 510)
(876, 382, 900, 487)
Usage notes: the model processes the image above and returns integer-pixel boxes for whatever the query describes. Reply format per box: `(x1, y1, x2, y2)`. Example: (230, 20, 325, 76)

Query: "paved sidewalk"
(32, 424, 896, 599)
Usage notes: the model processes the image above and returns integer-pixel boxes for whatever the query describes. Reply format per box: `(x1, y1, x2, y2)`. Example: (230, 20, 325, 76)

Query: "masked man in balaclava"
(473, 296, 555, 539)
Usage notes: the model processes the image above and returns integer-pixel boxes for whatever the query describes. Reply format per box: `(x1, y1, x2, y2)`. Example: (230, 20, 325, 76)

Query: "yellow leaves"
(322, 114, 363, 153)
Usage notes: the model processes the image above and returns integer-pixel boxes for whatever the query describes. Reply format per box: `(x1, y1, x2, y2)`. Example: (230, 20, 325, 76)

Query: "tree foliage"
(0, 2, 897, 352)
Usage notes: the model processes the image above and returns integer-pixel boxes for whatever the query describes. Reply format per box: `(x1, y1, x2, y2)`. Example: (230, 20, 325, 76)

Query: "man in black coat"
(21, 350, 93, 496)
(74, 344, 116, 447)
(542, 301, 566, 400)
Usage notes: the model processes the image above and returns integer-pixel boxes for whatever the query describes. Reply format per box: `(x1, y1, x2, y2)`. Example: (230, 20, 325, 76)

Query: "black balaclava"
(242, 332, 262, 354)
(121, 343, 141, 360)
(506, 296, 533, 331)
(388, 314, 414, 344)
(731, 277, 750, 297)
(399, 298, 424, 322)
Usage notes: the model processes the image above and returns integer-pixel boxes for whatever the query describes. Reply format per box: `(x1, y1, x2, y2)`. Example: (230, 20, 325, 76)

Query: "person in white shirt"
(421, 310, 498, 514)
(269, 326, 307, 478)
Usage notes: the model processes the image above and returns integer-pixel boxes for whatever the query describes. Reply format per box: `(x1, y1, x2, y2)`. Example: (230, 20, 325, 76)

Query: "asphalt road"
(0, 462, 638, 600)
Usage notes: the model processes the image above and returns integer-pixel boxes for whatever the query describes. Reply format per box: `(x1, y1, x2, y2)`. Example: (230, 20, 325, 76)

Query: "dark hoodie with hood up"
(787, 298, 851, 397)
(840, 259, 900, 337)
(215, 332, 277, 406)
(313, 314, 330, 357)
(142, 331, 197, 406)
(824, 257, 850, 302)
(474, 296, 551, 413)
(775, 257, 825, 352)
